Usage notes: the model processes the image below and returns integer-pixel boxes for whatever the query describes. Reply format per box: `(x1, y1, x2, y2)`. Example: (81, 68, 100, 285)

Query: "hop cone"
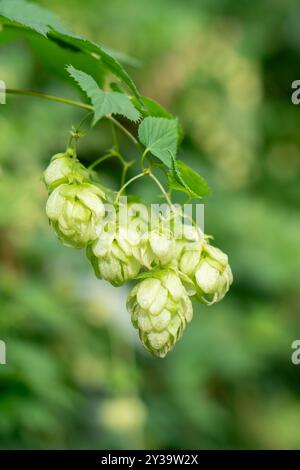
(176, 224, 205, 276)
(127, 270, 193, 357)
(87, 222, 142, 286)
(46, 182, 106, 248)
(132, 227, 176, 269)
(194, 244, 233, 304)
(43, 151, 90, 192)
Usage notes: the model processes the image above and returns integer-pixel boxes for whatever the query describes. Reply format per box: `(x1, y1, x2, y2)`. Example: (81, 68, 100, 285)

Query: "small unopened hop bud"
(127, 270, 193, 358)
(87, 222, 142, 286)
(43, 151, 90, 192)
(195, 244, 233, 304)
(46, 182, 106, 249)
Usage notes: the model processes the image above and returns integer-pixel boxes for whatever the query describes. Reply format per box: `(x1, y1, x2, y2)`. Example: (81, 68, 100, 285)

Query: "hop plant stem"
(88, 152, 120, 171)
(115, 172, 147, 203)
(148, 172, 174, 210)
(6, 88, 142, 150)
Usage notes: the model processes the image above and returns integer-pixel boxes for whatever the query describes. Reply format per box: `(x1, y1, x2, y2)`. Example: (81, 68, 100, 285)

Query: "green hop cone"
(132, 226, 176, 269)
(175, 224, 232, 304)
(87, 221, 142, 286)
(194, 244, 233, 304)
(43, 150, 90, 192)
(127, 270, 193, 358)
(46, 182, 106, 249)
(176, 224, 205, 276)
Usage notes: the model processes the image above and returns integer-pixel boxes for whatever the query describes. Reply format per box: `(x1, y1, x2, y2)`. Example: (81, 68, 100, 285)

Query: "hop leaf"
(67, 65, 140, 125)
(138, 117, 178, 168)
(0, 0, 69, 37)
(169, 158, 210, 200)
(0, 0, 141, 98)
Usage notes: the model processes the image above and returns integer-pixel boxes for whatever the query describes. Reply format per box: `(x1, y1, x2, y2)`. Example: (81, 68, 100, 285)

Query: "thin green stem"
(89, 150, 133, 188)
(106, 115, 142, 149)
(67, 112, 93, 152)
(148, 172, 174, 209)
(67, 132, 75, 153)
(121, 166, 127, 188)
(88, 152, 116, 171)
(67, 131, 78, 155)
(109, 115, 142, 150)
(115, 171, 148, 204)
(6, 88, 142, 150)
(141, 149, 149, 169)
(120, 161, 134, 187)
(110, 120, 119, 152)
(6, 88, 93, 111)
(76, 111, 93, 132)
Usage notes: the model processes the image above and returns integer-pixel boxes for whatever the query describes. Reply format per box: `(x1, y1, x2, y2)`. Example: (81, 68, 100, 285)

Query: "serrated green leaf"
(169, 158, 210, 200)
(103, 47, 141, 68)
(59, 33, 140, 99)
(132, 96, 184, 144)
(132, 96, 174, 119)
(0, 0, 141, 98)
(0, 0, 69, 36)
(67, 65, 140, 125)
(28, 34, 106, 87)
(138, 117, 178, 168)
(0, 23, 21, 44)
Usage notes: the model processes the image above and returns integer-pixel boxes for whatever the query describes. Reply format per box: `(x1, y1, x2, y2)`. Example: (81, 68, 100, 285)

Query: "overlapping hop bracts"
(86, 202, 149, 286)
(127, 270, 193, 358)
(132, 225, 176, 269)
(194, 244, 233, 304)
(43, 150, 90, 192)
(177, 226, 233, 304)
(175, 224, 205, 276)
(87, 222, 142, 286)
(46, 182, 106, 249)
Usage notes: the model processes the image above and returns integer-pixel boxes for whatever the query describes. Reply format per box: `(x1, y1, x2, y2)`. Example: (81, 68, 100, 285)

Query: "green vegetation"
(0, 0, 300, 450)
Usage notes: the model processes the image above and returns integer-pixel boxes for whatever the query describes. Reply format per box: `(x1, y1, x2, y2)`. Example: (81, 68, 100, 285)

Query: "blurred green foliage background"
(1, 0, 300, 450)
